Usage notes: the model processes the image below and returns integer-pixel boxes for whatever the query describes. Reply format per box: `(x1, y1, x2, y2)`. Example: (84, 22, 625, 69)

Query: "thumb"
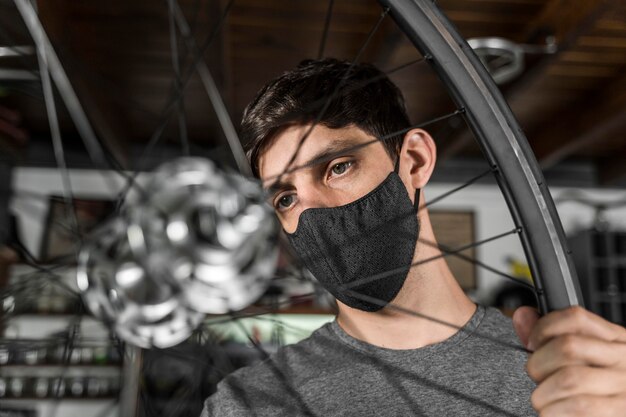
(512, 306, 540, 351)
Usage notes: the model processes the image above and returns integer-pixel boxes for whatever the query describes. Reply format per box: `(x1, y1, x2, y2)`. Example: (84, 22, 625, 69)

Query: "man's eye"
(277, 194, 295, 209)
(330, 161, 352, 176)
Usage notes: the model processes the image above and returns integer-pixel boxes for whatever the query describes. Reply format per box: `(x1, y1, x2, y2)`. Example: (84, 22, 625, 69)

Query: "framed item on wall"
(40, 197, 115, 262)
(429, 210, 477, 290)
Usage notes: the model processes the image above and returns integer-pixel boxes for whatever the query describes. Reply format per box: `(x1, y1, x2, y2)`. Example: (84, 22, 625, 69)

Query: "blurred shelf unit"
(0, 373, 121, 400)
(1, 264, 123, 408)
(568, 229, 626, 326)
(0, 339, 123, 367)
(0, 342, 123, 402)
(0, 335, 123, 402)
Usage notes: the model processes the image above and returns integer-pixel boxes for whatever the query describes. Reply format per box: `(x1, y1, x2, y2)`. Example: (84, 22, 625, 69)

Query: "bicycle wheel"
(382, 0, 582, 313)
(0, 0, 583, 416)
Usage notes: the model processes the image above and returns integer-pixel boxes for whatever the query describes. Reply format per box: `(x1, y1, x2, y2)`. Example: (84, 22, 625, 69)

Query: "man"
(201, 59, 626, 416)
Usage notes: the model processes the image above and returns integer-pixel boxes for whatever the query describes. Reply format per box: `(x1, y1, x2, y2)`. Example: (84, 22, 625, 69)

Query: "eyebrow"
(265, 179, 292, 197)
(304, 137, 364, 170)
(263, 137, 365, 196)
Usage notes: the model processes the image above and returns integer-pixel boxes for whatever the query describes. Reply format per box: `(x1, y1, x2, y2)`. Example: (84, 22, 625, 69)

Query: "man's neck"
(335, 248, 476, 350)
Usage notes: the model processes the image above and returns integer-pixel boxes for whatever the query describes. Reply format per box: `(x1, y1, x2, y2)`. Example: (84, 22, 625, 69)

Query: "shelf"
(10, 312, 88, 317)
(0, 364, 121, 369)
(0, 396, 118, 401)
(3, 316, 113, 340)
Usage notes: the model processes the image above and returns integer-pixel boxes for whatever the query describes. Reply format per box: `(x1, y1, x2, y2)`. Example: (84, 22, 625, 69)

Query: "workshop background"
(1, 1, 625, 416)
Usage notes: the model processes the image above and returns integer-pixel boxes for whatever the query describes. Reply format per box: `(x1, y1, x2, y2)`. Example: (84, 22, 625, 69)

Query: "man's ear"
(398, 128, 437, 190)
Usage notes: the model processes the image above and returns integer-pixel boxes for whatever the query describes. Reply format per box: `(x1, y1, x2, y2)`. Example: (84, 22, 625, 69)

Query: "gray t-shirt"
(201, 306, 537, 416)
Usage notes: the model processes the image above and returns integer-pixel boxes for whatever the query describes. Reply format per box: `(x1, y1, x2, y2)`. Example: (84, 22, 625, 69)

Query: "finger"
(528, 306, 626, 351)
(527, 334, 626, 382)
(537, 393, 626, 417)
(513, 306, 540, 348)
(531, 366, 626, 410)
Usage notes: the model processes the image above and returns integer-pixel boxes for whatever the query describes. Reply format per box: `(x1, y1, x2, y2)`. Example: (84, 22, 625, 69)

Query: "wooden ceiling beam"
(518, 0, 609, 44)
(534, 72, 626, 169)
(440, 0, 611, 161)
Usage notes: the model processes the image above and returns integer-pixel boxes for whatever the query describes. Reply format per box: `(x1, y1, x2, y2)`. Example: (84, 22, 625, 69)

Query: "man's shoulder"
(201, 321, 340, 416)
(479, 306, 525, 344)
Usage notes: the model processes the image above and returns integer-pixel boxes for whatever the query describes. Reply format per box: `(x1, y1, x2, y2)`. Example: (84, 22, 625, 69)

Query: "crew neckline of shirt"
(325, 304, 486, 362)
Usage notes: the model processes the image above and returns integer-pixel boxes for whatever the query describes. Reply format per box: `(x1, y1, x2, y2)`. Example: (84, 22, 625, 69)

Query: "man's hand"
(513, 305, 626, 416)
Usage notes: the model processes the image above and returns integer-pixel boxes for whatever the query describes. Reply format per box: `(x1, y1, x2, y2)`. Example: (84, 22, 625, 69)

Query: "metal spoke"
(420, 168, 493, 210)
(340, 228, 530, 291)
(13, 0, 106, 167)
(343, 288, 529, 354)
(172, 0, 250, 175)
(115, 0, 236, 205)
(167, 0, 190, 156)
(31, 11, 82, 253)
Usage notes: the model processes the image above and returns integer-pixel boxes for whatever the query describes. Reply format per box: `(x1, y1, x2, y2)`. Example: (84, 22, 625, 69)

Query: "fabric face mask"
(286, 170, 420, 312)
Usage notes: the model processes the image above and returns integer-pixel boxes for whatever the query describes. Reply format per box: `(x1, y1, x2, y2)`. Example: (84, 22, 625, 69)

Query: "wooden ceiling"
(0, 0, 625, 185)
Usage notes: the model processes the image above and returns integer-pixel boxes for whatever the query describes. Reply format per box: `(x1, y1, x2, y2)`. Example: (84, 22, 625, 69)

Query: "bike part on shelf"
(466, 37, 524, 85)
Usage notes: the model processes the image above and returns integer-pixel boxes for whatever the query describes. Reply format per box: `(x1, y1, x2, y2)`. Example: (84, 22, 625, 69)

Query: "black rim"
(379, 0, 582, 312)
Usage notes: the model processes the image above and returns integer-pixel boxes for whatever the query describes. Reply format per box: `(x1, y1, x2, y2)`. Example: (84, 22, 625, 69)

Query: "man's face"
(259, 124, 396, 233)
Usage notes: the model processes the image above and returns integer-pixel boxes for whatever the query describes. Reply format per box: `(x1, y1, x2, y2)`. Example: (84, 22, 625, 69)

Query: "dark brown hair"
(241, 58, 411, 178)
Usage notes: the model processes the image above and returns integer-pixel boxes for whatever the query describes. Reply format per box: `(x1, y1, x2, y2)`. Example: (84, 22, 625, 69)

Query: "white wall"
(424, 182, 626, 303)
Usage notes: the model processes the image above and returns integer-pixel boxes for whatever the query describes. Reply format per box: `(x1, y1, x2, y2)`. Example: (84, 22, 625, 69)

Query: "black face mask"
(286, 166, 420, 312)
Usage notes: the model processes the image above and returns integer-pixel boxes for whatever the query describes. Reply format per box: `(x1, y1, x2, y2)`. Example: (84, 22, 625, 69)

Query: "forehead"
(258, 124, 380, 184)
